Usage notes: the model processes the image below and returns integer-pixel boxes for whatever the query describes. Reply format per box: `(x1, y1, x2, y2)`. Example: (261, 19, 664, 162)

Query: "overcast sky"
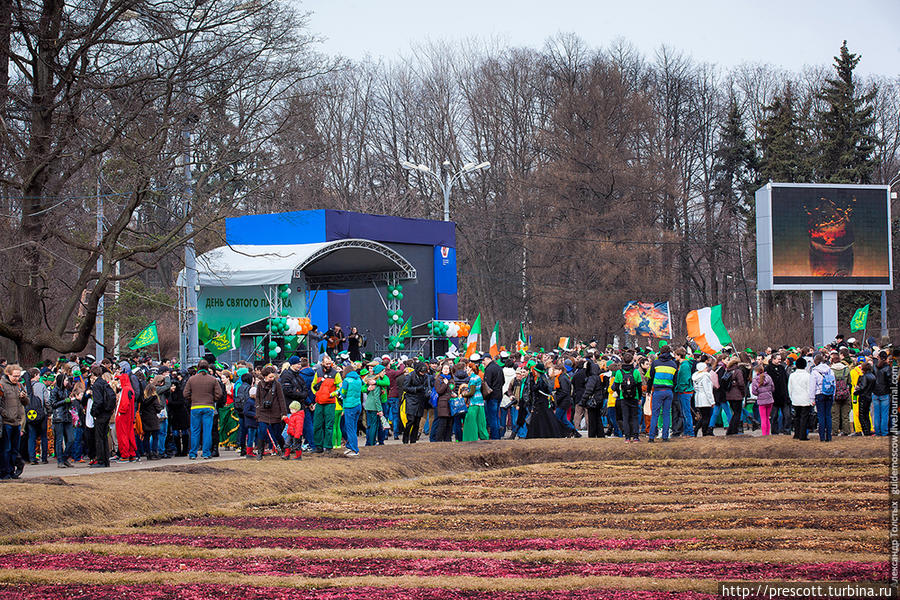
(300, 0, 899, 78)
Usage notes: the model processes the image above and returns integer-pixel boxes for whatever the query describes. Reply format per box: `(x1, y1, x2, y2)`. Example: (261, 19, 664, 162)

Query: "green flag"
(127, 321, 158, 350)
(398, 317, 412, 340)
(850, 304, 869, 332)
(205, 324, 237, 357)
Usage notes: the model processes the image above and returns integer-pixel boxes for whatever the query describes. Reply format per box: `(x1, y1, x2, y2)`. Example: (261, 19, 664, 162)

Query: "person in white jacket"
(809, 354, 835, 442)
(692, 362, 715, 437)
(788, 357, 812, 441)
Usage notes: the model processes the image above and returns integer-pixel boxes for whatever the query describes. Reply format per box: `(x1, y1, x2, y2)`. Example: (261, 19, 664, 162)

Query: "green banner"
(850, 304, 869, 332)
(127, 321, 158, 350)
(205, 324, 237, 358)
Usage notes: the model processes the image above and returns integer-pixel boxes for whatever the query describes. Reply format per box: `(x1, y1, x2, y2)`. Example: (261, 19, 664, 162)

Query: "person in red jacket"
(282, 401, 304, 460)
(115, 371, 137, 462)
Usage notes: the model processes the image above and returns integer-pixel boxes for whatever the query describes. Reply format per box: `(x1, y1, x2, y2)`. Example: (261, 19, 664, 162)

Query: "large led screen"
(756, 184, 892, 290)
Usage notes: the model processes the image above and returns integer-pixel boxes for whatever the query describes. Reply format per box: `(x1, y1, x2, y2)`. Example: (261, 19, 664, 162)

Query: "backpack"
(26, 389, 45, 423)
(619, 369, 639, 401)
(719, 369, 734, 393)
(833, 371, 850, 402)
(821, 369, 836, 396)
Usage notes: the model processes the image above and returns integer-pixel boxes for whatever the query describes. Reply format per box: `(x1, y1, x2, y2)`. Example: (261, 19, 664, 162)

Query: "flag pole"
(157, 340, 161, 364)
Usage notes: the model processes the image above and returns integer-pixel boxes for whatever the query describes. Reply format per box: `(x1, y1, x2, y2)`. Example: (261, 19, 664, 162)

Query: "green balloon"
(397, 292, 404, 300)
(269, 350, 278, 359)
(268, 341, 277, 349)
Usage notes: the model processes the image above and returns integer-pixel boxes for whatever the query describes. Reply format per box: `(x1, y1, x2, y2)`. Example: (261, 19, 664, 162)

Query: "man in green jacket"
(674, 347, 695, 437)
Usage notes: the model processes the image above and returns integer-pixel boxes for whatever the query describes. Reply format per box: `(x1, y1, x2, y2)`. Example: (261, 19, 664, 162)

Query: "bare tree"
(0, 0, 333, 363)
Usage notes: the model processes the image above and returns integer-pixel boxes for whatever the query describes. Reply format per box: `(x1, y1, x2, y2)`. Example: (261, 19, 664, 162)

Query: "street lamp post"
(401, 159, 490, 222)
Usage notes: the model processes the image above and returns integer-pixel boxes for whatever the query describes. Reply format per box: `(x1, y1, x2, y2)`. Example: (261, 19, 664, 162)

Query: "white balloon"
(275, 346, 282, 354)
(447, 323, 459, 337)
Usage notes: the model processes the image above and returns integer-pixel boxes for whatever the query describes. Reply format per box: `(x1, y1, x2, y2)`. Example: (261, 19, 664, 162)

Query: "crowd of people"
(0, 334, 896, 478)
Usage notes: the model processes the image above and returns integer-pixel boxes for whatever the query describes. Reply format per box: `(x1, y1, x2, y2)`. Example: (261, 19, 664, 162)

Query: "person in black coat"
(570, 359, 587, 431)
(854, 362, 876, 436)
(526, 363, 562, 439)
(581, 359, 605, 438)
(279, 358, 310, 409)
(167, 371, 191, 456)
(402, 362, 429, 444)
(480, 355, 505, 440)
(139, 386, 163, 459)
(89, 366, 116, 467)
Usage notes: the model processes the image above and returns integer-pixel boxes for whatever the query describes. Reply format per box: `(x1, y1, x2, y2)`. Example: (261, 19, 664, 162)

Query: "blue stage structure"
(224, 209, 459, 355)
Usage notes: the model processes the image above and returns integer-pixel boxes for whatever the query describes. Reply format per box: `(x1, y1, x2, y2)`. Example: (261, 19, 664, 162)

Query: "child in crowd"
(281, 401, 304, 460)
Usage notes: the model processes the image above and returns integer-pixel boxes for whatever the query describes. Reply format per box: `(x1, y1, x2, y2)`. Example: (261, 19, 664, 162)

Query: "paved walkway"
(15, 425, 765, 480)
(17, 451, 245, 480)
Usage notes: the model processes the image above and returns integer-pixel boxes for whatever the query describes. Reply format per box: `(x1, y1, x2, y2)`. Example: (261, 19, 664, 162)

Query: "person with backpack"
(810, 353, 836, 442)
(25, 369, 51, 464)
(613, 351, 643, 442)
(338, 367, 362, 456)
(829, 352, 853, 436)
(646, 342, 678, 442)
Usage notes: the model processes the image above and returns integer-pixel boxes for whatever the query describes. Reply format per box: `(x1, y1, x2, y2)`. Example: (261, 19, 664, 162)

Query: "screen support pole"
(813, 291, 838, 348)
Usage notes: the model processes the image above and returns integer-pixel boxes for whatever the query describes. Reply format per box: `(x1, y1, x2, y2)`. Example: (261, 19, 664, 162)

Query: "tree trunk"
(15, 341, 44, 367)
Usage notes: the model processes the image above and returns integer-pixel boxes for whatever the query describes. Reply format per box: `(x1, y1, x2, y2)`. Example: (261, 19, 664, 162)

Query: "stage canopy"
(178, 238, 417, 289)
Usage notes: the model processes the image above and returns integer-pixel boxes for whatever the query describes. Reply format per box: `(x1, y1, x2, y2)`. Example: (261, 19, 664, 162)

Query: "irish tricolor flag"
(465, 313, 482, 359)
(489, 321, 500, 357)
(685, 305, 733, 355)
(516, 322, 527, 352)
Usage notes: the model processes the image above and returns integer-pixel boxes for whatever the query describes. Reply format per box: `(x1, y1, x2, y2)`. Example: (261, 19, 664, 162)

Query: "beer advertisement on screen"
(767, 185, 891, 288)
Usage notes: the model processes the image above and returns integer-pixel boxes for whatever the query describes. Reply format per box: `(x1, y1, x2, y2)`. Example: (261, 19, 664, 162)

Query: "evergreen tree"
(759, 84, 811, 183)
(713, 97, 759, 218)
(711, 97, 760, 324)
(816, 41, 880, 184)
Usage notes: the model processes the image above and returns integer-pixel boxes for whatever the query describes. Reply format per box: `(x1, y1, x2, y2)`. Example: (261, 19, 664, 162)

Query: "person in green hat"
(525, 361, 562, 438)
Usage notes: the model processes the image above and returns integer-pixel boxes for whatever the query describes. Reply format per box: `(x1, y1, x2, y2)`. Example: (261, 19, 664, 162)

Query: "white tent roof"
(177, 239, 416, 288)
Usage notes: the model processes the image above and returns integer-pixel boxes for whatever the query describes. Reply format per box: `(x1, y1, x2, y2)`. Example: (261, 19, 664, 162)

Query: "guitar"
(326, 329, 346, 351)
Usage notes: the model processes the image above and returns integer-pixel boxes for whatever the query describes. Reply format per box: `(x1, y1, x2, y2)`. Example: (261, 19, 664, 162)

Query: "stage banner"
(622, 301, 672, 339)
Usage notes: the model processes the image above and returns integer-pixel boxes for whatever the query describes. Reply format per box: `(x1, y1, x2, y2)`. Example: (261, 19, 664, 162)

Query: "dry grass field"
(0, 436, 888, 599)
